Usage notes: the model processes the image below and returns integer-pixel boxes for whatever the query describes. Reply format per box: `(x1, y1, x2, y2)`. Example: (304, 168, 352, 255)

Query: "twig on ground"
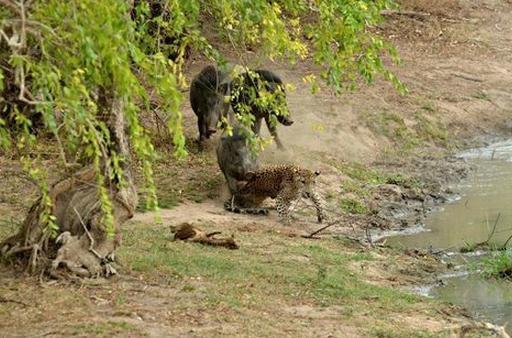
(0, 296, 29, 307)
(302, 218, 341, 239)
(2, 244, 32, 257)
(298, 200, 358, 233)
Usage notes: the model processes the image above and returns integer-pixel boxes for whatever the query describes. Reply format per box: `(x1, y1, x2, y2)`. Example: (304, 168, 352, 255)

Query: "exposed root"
(171, 223, 239, 250)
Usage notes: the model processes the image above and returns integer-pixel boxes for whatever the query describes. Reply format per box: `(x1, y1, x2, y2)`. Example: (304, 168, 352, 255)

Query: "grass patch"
(363, 111, 420, 153)
(337, 161, 421, 191)
(363, 108, 452, 154)
(334, 160, 422, 215)
(338, 161, 389, 185)
(365, 111, 421, 152)
(340, 180, 372, 197)
(337, 161, 420, 189)
(339, 197, 369, 215)
(475, 250, 512, 279)
(420, 102, 436, 113)
(369, 325, 439, 338)
(120, 223, 422, 314)
(414, 111, 449, 147)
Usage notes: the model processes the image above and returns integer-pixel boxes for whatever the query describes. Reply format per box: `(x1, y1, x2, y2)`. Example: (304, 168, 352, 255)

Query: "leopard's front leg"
(305, 190, 325, 223)
(275, 194, 292, 224)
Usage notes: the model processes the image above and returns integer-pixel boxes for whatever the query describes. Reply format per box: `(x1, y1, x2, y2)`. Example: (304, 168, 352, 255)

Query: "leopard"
(224, 164, 325, 223)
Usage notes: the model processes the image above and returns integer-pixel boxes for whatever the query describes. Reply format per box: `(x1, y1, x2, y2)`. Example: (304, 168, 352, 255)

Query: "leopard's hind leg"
(224, 197, 269, 215)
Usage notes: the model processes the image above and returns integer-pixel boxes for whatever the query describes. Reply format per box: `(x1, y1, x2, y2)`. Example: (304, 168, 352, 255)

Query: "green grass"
(120, 222, 423, 315)
(413, 111, 449, 146)
(363, 111, 420, 153)
(334, 161, 423, 215)
(339, 197, 369, 215)
(476, 250, 512, 279)
(363, 107, 453, 154)
(340, 179, 372, 197)
(420, 102, 436, 113)
(338, 161, 388, 185)
(337, 161, 421, 188)
(369, 326, 439, 338)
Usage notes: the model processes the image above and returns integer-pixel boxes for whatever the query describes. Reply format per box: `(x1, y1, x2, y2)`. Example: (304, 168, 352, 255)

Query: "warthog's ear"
(314, 170, 320, 176)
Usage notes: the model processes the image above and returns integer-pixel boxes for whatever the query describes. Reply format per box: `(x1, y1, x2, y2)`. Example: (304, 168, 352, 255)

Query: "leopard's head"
(293, 168, 320, 196)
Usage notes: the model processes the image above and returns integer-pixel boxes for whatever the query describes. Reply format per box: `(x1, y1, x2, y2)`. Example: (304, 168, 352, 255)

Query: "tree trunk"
(0, 90, 137, 278)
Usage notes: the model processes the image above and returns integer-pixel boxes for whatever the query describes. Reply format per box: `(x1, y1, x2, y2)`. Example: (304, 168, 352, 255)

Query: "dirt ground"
(1, 0, 512, 337)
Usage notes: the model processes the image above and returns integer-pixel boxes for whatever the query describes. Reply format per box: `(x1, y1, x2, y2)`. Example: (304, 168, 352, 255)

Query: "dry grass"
(399, 0, 462, 18)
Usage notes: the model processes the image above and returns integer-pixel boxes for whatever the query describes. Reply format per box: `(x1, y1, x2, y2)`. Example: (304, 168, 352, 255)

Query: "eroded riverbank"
(388, 139, 512, 334)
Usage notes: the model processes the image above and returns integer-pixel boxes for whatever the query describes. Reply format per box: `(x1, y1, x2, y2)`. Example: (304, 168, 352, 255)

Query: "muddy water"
(388, 139, 512, 331)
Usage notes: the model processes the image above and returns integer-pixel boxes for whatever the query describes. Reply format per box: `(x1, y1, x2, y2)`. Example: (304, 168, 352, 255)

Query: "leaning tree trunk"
(0, 90, 137, 278)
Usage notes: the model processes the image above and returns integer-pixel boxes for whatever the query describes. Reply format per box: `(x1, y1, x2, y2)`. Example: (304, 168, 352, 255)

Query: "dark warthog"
(231, 69, 293, 149)
(190, 65, 230, 148)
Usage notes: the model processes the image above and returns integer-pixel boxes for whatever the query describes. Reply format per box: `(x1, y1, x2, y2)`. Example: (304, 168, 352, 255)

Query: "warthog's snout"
(283, 119, 294, 126)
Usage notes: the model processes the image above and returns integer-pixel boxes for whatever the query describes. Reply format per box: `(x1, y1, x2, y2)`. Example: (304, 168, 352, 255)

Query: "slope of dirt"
(2, 0, 512, 337)
(185, 0, 512, 165)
